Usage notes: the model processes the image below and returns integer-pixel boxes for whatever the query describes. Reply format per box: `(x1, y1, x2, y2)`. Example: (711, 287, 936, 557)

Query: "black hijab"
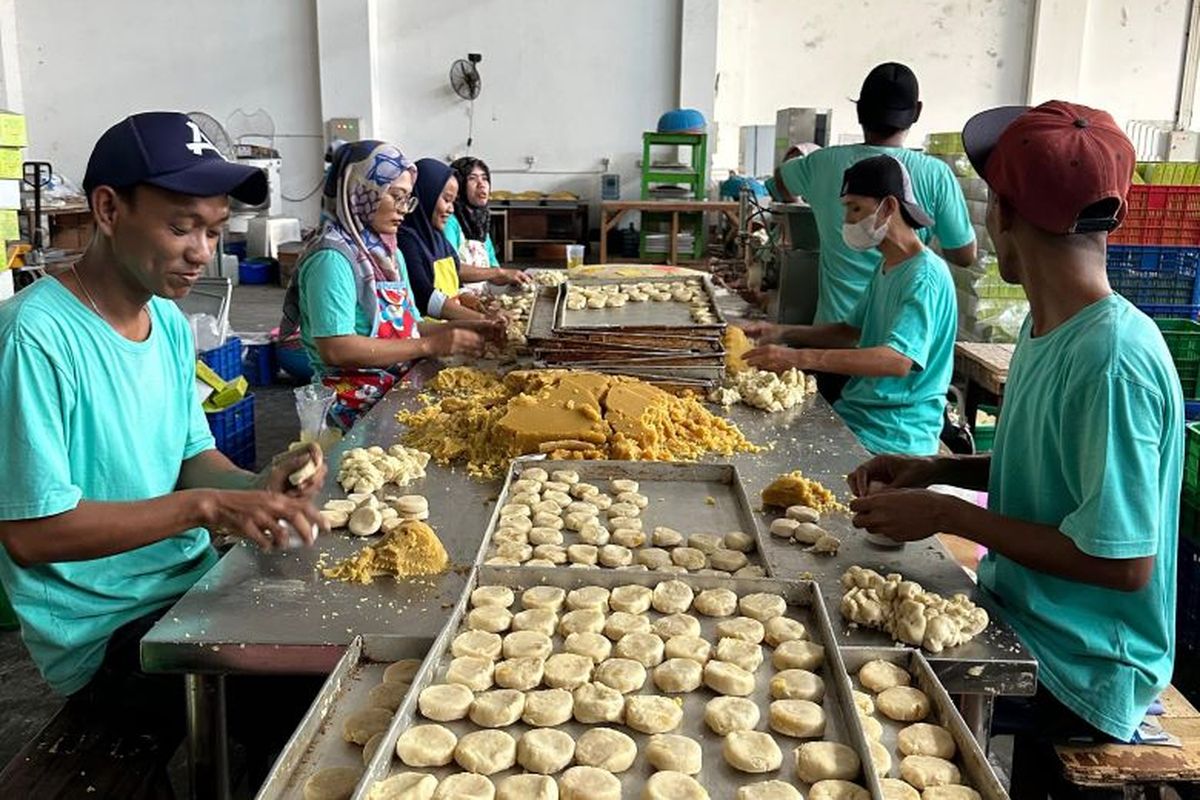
(450, 156, 492, 242)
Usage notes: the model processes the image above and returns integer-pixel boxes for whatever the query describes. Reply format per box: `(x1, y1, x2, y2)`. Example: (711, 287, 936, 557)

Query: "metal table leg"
(958, 692, 996, 754)
(185, 673, 230, 800)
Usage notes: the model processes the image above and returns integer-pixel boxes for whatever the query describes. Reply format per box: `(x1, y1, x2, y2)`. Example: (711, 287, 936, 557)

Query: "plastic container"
(207, 393, 256, 470)
(1112, 185, 1200, 245)
(198, 336, 243, 382)
(972, 404, 999, 453)
(565, 244, 584, 270)
(239, 257, 276, 285)
(243, 341, 277, 386)
(1155, 318, 1200, 398)
(1107, 245, 1200, 311)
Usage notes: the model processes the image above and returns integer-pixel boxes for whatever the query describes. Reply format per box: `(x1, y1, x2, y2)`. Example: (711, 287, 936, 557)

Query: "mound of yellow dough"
(323, 520, 450, 584)
(761, 470, 845, 513)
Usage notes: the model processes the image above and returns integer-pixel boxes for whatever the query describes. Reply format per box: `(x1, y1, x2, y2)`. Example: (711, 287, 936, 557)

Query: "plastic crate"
(972, 404, 999, 453)
(1186, 422, 1200, 501)
(243, 342, 277, 386)
(207, 393, 255, 470)
(1178, 527, 1200, 679)
(1156, 319, 1200, 398)
(1112, 186, 1200, 245)
(1107, 245, 1200, 309)
(198, 336, 243, 382)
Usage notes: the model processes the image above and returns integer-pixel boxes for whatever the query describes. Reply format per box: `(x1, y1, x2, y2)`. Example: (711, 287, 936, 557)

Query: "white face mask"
(842, 205, 889, 251)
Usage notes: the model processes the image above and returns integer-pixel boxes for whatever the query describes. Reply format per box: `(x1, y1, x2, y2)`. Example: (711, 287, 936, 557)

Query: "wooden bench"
(1056, 685, 1200, 796)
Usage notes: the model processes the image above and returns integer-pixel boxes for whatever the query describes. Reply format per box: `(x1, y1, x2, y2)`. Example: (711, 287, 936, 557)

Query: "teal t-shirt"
(981, 294, 1180, 741)
(834, 248, 956, 456)
(0, 278, 218, 695)
(443, 214, 500, 266)
(778, 145, 974, 325)
(298, 249, 373, 376)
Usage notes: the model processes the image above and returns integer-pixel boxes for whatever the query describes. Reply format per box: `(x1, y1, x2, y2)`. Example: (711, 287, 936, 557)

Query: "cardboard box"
(0, 147, 22, 180)
(0, 112, 27, 148)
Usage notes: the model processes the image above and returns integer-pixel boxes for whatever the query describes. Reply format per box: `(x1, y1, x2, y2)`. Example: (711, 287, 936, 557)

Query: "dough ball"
(715, 637, 764, 672)
(522, 688, 574, 727)
(558, 608, 606, 636)
(795, 742, 862, 783)
(858, 660, 913, 693)
(543, 490, 573, 509)
(494, 656, 545, 691)
(368, 680, 409, 711)
(710, 549, 749, 572)
(853, 690, 875, 716)
(645, 733, 702, 774)
(574, 727, 637, 772)
(500, 503, 532, 518)
(500, 515, 533, 534)
(512, 607, 559, 637)
(512, 477, 543, 493)
(624, 694, 683, 734)
(517, 727, 576, 774)
(472, 586, 515, 608)
(869, 740, 892, 776)
(807, 781, 869, 800)
(670, 547, 707, 570)
(770, 518, 800, 539)
(564, 630, 613, 662)
(494, 542, 532, 563)
(455, 729, 517, 775)
(785, 505, 820, 523)
(496, 775, 556, 800)
(897, 723, 957, 759)
(703, 659, 756, 696)
(542, 481, 571, 494)
(642, 771, 709, 800)
(468, 606, 513, 634)
(860, 715, 885, 741)
(363, 732, 386, 765)
(739, 593, 787, 622)
(564, 511, 599, 533)
(899, 755, 960, 789)
(687, 533, 723, 554)
(607, 502, 642, 519)
(503, 630, 553, 660)
(594, 657, 647, 694)
(694, 588, 739, 617)
(567, 586, 611, 611)
(579, 525, 611, 546)
(921, 788, 981, 800)
(469, 689, 526, 728)
(568, 543, 599, 565)
(530, 528, 565, 547)
(764, 617, 808, 647)
(769, 699, 826, 738)
(772, 640, 825, 670)
(431, 773, 493, 800)
(792, 522, 825, 545)
(611, 527, 646, 548)
(735, 565, 767, 578)
(544, 652, 595, 689)
(572, 681, 626, 723)
(492, 529, 528, 547)
(304, 766, 362, 800)
(877, 687, 931, 722)
(704, 695, 760, 734)
(610, 478, 640, 494)
(723, 730, 783, 773)
(604, 611, 651, 640)
(564, 499, 599, 516)
(615, 631, 666, 667)
(652, 580, 694, 614)
(615, 491, 649, 509)
(446, 655, 496, 691)
(383, 659, 422, 685)
(396, 723, 457, 767)
(599, 544, 634, 567)
(452, 630, 503, 661)
(770, 669, 825, 702)
(723, 529, 757, 552)
(610, 516, 644, 534)
(653, 526, 685, 547)
(652, 658, 703, 693)
(558, 766, 621, 800)
(664, 634, 711, 664)
(736, 781, 802, 800)
(551, 469, 580, 485)
(522, 467, 549, 483)
(522, 585, 566, 612)
(610, 584, 654, 613)
(878, 780, 920, 800)
(590, 494, 614, 511)
(571, 481, 600, 498)
(715, 616, 765, 644)
(418, 683, 474, 722)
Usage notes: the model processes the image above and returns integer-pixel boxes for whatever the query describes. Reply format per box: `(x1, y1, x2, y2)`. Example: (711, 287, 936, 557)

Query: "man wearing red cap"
(846, 101, 1180, 796)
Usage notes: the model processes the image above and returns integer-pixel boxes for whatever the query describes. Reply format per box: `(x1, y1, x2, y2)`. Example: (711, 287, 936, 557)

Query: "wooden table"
(954, 342, 1015, 429)
(599, 200, 738, 265)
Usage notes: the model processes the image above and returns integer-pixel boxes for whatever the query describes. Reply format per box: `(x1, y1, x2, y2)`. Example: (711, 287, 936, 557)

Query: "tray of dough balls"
(480, 461, 770, 578)
(556, 276, 727, 332)
(255, 636, 426, 800)
(351, 565, 884, 800)
(840, 648, 1009, 800)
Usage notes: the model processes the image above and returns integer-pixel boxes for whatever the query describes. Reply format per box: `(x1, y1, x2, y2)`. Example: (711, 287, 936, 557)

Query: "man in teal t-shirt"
(847, 102, 1178, 797)
(772, 63, 975, 371)
(744, 155, 956, 456)
(0, 113, 327, 777)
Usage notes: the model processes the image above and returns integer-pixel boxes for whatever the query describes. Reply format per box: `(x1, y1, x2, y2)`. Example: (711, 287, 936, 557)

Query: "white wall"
(375, 0, 682, 219)
(15, 0, 326, 223)
(713, 0, 1036, 173)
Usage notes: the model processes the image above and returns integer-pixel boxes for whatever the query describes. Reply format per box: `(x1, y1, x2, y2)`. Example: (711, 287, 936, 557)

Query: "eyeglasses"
(388, 192, 419, 213)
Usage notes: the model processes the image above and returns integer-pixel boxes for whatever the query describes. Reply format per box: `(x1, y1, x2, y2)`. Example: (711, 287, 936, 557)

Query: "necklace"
(70, 263, 105, 319)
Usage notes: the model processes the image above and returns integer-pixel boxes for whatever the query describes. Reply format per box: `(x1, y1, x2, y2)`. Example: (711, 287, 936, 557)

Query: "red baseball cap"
(962, 100, 1135, 234)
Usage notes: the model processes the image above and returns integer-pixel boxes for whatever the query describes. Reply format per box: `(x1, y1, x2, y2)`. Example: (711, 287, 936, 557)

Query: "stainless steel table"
(142, 361, 1034, 798)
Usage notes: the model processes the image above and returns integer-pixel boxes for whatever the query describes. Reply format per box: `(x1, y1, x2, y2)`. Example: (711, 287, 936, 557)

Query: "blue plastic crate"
(1133, 303, 1200, 321)
(199, 337, 243, 382)
(1107, 245, 1200, 308)
(207, 393, 255, 470)
(243, 342, 277, 386)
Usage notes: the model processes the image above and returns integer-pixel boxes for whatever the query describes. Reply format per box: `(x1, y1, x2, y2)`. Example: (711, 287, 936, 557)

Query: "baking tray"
(840, 647, 1009, 800)
(355, 566, 883, 799)
(555, 275, 728, 332)
(479, 460, 769, 572)
(256, 636, 430, 800)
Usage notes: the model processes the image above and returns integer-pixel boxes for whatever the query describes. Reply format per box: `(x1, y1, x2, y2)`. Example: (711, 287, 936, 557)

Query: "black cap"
(856, 62, 920, 130)
(83, 112, 268, 204)
(841, 155, 933, 229)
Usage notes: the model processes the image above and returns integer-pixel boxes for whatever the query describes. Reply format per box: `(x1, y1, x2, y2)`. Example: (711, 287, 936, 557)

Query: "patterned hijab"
(450, 156, 492, 242)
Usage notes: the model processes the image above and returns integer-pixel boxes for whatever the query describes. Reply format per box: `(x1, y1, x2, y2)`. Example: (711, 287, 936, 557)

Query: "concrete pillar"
(1025, 0, 1089, 105)
(0, 0, 23, 111)
(315, 0, 379, 138)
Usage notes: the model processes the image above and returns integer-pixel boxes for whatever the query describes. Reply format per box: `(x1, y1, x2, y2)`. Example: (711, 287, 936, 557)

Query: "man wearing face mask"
(744, 155, 956, 456)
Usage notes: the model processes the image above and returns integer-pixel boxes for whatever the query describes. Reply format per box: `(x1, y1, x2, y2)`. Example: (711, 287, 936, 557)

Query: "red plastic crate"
(1115, 187, 1200, 245)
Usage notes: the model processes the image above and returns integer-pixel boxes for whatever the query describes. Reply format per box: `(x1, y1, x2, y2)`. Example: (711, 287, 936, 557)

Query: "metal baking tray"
(840, 647, 1009, 800)
(479, 460, 768, 572)
(555, 275, 728, 332)
(354, 566, 882, 799)
(256, 636, 429, 800)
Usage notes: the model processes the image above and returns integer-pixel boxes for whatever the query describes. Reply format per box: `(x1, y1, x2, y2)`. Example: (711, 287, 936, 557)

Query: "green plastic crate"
(973, 404, 999, 453)
(1186, 421, 1200, 500)
(1156, 318, 1200, 399)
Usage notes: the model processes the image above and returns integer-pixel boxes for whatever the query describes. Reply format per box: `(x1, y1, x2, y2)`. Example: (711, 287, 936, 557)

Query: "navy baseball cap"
(841, 155, 934, 229)
(856, 62, 921, 130)
(83, 112, 267, 204)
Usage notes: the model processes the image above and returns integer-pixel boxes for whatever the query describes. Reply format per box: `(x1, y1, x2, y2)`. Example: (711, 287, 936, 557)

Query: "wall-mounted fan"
(450, 53, 482, 151)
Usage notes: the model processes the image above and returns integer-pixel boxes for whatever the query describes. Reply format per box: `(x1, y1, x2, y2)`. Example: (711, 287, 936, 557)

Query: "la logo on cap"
(184, 120, 220, 158)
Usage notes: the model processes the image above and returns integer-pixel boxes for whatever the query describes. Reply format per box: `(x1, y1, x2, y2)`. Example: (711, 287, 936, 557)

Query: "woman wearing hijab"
(278, 141, 493, 428)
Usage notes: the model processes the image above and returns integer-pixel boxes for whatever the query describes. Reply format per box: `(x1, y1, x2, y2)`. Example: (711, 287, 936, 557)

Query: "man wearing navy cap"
(0, 112, 327, 765)
(848, 102, 1180, 796)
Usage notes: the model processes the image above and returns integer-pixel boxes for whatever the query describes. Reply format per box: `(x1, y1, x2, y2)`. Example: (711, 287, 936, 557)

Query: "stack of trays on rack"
(524, 276, 727, 390)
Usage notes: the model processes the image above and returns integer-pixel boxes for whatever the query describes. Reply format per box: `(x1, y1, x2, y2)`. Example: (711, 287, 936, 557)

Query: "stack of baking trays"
(258, 460, 1009, 800)
(524, 275, 727, 392)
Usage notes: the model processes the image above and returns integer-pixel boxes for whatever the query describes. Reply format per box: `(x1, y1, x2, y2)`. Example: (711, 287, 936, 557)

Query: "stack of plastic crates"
(1157, 319, 1200, 399)
(1106, 244, 1200, 319)
(1111, 185, 1200, 247)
